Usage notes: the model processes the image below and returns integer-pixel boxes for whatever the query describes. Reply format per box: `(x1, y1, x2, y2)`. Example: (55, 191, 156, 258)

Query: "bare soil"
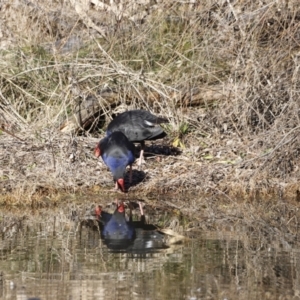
(0, 121, 299, 206)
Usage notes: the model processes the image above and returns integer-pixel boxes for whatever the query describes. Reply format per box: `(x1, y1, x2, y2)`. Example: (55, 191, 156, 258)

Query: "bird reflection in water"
(94, 200, 168, 253)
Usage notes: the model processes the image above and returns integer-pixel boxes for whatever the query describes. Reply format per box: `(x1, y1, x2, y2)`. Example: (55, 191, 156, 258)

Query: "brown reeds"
(0, 0, 300, 203)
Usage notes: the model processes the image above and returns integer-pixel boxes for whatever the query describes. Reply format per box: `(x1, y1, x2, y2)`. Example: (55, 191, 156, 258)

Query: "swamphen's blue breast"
(94, 131, 135, 192)
(101, 202, 136, 250)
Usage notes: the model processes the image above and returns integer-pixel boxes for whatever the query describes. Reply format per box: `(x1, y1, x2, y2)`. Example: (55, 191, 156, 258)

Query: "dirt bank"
(0, 123, 299, 205)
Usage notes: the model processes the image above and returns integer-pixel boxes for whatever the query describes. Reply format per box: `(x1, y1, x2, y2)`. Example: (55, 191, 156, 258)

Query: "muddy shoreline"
(1, 128, 300, 262)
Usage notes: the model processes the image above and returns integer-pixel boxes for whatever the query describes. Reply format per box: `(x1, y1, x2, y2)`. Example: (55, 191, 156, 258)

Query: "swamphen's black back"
(106, 109, 168, 143)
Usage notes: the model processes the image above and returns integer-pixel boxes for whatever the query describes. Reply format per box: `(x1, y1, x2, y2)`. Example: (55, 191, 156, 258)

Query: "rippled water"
(0, 200, 299, 300)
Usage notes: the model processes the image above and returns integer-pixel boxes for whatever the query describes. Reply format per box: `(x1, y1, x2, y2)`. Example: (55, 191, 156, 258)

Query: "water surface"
(0, 198, 298, 300)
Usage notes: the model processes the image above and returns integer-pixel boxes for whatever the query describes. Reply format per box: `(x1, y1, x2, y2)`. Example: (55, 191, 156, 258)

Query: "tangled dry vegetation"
(0, 0, 300, 204)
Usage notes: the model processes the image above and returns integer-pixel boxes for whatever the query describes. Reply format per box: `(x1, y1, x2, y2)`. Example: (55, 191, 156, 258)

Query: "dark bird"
(100, 200, 136, 249)
(94, 131, 135, 192)
(95, 201, 166, 253)
(106, 109, 168, 166)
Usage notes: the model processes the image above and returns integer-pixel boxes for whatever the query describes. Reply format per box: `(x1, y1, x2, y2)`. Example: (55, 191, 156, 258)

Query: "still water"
(0, 199, 299, 300)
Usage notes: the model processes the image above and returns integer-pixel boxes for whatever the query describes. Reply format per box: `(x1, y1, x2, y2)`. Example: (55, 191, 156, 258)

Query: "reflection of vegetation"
(0, 197, 299, 299)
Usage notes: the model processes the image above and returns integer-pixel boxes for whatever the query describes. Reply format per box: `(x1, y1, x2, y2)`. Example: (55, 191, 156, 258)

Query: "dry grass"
(0, 0, 300, 203)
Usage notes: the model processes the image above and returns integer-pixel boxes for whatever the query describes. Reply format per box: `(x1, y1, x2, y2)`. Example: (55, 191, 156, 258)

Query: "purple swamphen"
(106, 109, 168, 166)
(94, 131, 135, 192)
